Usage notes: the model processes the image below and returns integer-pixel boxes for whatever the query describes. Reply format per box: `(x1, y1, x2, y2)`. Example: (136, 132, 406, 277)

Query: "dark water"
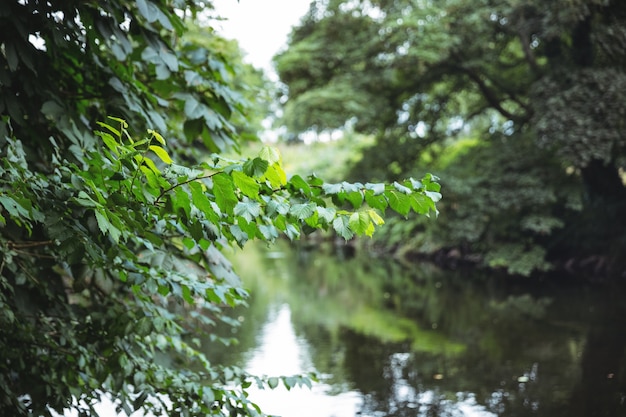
(210, 240, 626, 417)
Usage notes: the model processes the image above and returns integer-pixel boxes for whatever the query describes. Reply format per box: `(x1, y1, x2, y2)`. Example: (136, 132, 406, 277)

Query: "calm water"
(210, 240, 626, 417)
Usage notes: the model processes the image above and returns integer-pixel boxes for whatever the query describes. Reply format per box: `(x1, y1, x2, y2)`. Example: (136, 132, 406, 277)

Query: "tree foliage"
(276, 0, 626, 276)
(0, 1, 440, 415)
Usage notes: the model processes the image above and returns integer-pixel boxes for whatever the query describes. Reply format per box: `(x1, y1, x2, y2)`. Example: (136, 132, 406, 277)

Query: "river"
(58, 240, 626, 417)
(207, 240, 626, 417)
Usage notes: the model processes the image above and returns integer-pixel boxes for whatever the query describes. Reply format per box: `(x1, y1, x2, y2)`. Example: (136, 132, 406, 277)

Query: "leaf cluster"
(0, 0, 254, 165)
(0, 118, 440, 416)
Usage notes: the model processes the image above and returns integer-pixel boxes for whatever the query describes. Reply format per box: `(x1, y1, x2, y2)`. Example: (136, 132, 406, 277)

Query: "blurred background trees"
(274, 0, 626, 278)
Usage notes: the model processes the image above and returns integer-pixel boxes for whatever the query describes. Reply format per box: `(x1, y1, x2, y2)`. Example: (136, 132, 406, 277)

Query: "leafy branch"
(0, 118, 441, 417)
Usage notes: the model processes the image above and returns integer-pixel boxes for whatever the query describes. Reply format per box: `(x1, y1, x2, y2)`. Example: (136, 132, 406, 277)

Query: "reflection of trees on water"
(339, 328, 569, 417)
(217, 241, 626, 416)
(569, 286, 626, 417)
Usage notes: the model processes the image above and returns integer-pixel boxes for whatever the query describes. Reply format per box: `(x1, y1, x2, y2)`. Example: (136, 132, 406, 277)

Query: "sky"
(211, 0, 312, 76)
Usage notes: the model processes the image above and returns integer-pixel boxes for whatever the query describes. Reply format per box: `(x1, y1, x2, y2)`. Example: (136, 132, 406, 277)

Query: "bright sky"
(211, 0, 312, 75)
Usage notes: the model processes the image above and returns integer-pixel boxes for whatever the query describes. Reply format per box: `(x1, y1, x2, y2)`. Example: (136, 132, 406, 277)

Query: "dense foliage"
(275, 0, 626, 277)
(0, 1, 440, 416)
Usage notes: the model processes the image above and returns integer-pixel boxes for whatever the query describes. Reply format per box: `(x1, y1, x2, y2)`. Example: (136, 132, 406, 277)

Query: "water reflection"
(213, 240, 626, 417)
(243, 304, 362, 417)
(240, 303, 495, 417)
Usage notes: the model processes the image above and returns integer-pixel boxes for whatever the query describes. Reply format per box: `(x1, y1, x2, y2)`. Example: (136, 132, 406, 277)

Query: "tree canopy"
(0, 1, 440, 416)
(275, 0, 626, 277)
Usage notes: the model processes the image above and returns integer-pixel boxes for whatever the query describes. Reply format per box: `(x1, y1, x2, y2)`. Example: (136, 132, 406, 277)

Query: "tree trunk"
(581, 159, 626, 205)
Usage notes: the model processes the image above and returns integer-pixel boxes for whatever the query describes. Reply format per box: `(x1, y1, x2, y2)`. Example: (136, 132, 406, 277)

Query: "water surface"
(212, 240, 626, 417)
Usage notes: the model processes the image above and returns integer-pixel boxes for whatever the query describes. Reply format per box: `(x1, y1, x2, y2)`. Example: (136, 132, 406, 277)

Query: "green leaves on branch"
(0, 118, 440, 416)
(77, 121, 442, 250)
(49, 119, 440, 254)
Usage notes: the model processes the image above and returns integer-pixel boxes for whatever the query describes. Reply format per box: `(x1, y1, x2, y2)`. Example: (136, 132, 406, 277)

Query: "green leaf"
(322, 183, 342, 195)
(304, 210, 319, 228)
(409, 178, 423, 190)
(182, 237, 195, 250)
(213, 173, 237, 215)
(332, 216, 354, 240)
(94, 209, 121, 243)
(283, 376, 297, 390)
(387, 191, 411, 216)
(365, 190, 388, 211)
(96, 120, 122, 139)
(367, 209, 385, 226)
(349, 211, 370, 235)
(267, 377, 279, 389)
(173, 186, 192, 218)
(140, 166, 160, 192)
(264, 164, 287, 188)
(237, 216, 259, 238)
(41, 100, 65, 119)
(136, 0, 159, 22)
(258, 224, 279, 241)
(0, 195, 31, 219)
(184, 96, 204, 119)
(393, 181, 412, 194)
(316, 206, 336, 223)
(141, 156, 161, 175)
(107, 116, 129, 128)
(230, 224, 248, 246)
(148, 129, 166, 145)
(158, 284, 170, 296)
(289, 174, 311, 195)
(345, 191, 364, 209)
(94, 210, 108, 235)
(181, 284, 194, 305)
(188, 219, 204, 241)
(285, 224, 300, 241)
(243, 157, 269, 178)
(232, 171, 260, 199)
(425, 190, 442, 203)
(234, 201, 261, 222)
(365, 182, 385, 195)
(289, 203, 316, 220)
(267, 198, 289, 216)
(274, 214, 287, 230)
(189, 182, 215, 219)
(259, 146, 281, 165)
(149, 145, 173, 164)
(422, 174, 441, 192)
(98, 131, 120, 155)
(410, 193, 434, 215)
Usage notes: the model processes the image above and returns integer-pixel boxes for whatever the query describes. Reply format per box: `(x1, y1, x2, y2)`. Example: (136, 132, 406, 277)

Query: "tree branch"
(457, 65, 528, 122)
(155, 172, 221, 204)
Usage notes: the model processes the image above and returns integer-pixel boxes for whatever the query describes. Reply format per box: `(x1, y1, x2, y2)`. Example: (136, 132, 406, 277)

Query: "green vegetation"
(3, 0, 624, 414)
(0, 1, 440, 416)
(275, 0, 626, 278)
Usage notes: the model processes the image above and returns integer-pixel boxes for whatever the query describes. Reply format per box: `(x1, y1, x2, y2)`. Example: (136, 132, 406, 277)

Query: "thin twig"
(8, 240, 54, 249)
(13, 249, 56, 260)
(155, 172, 220, 204)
